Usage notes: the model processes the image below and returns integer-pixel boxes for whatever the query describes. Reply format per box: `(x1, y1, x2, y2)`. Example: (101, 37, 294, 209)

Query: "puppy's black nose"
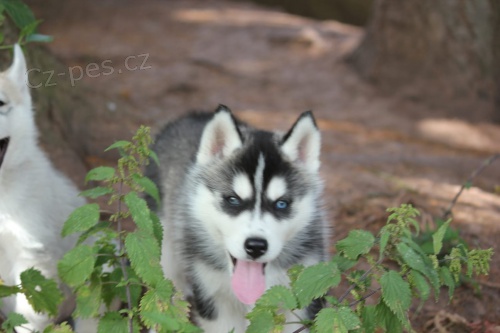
(244, 237, 268, 259)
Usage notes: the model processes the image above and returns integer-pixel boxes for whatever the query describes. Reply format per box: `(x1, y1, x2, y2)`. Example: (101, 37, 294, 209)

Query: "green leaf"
(439, 266, 455, 299)
(43, 322, 73, 333)
(104, 140, 131, 152)
(132, 174, 160, 206)
(433, 219, 451, 255)
(378, 226, 390, 258)
(396, 242, 427, 274)
(246, 309, 275, 333)
(374, 301, 402, 332)
(380, 271, 411, 327)
(62, 203, 100, 237)
(1, 312, 28, 332)
(24, 33, 53, 43)
(80, 186, 113, 199)
(97, 312, 137, 333)
(85, 166, 115, 183)
(150, 211, 163, 250)
(292, 261, 340, 308)
(150, 151, 160, 166)
(139, 279, 196, 332)
(0, 284, 21, 298)
(287, 264, 305, 286)
(75, 280, 102, 318)
(336, 230, 375, 260)
(58, 244, 97, 287)
(255, 285, 297, 310)
(20, 268, 63, 316)
(314, 307, 361, 333)
(409, 270, 430, 302)
(124, 192, 153, 235)
(359, 305, 376, 333)
(331, 254, 356, 272)
(125, 230, 163, 286)
(2, 0, 36, 29)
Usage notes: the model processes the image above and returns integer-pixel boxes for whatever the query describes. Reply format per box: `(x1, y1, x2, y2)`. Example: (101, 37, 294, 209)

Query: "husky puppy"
(146, 106, 329, 333)
(0, 45, 84, 332)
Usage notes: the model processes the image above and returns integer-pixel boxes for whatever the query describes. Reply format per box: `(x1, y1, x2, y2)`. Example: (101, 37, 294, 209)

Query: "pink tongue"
(231, 260, 266, 305)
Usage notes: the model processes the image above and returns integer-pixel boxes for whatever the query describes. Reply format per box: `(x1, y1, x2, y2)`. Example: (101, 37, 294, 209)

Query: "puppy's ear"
(196, 105, 243, 165)
(6, 44, 28, 92)
(281, 111, 321, 172)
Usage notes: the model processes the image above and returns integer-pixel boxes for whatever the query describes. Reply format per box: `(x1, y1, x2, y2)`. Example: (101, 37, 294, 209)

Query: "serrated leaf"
(75, 280, 102, 318)
(1, 312, 28, 332)
(246, 309, 275, 333)
(132, 174, 160, 206)
(62, 203, 100, 237)
(79, 186, 113, 199)
(104, 140, 131, 152)
(125, 230, 163, 286)
(336, 230, 375, 260)
(58, 244, 97, 287)
(409, 270, 430, 302)
(292, 261, 340, 308)
(20, 268, 63, 316)
(97, 312, 137, 333)
(433, 219, 451, 255)
(255, 285, 297, 310)
(380, 271, 411, 327)
(0, 284, 21, 298)
(85, 166, 115, 183)
(124, 192, 153, 235)
(314, 307, 361, 333)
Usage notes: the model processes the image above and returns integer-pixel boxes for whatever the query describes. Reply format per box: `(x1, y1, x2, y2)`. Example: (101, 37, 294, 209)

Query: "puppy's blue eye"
(274, 200, 288, 210)
(226, 196, 241, 206)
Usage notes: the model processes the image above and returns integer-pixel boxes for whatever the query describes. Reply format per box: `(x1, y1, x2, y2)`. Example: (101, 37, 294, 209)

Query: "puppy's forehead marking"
(266, 177, 287, 201)
(232, 173, 253, 200)
(253, 153, 265, 214)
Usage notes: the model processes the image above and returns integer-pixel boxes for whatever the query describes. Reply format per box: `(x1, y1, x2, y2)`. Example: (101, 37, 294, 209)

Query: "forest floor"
(27, 0, 500, 331)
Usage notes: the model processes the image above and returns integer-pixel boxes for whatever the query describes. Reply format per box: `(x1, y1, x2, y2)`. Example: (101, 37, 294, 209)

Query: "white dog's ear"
(281, 111, 321, 172)
(196, 105, 243, 165)
(6, 44, 28, 92)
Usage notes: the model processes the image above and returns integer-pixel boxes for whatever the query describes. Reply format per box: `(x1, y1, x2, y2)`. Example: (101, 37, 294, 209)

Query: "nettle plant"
(0, 126, 494, 333)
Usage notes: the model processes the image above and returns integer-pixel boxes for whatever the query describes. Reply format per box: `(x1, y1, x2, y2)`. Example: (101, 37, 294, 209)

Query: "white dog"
(0, 45, 84, 332)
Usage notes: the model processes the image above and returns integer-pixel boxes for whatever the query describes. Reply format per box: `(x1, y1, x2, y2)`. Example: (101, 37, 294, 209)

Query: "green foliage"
(0, 0, 52, 49)
(0, 125, 493, 333)
(246, 203, 493, 332)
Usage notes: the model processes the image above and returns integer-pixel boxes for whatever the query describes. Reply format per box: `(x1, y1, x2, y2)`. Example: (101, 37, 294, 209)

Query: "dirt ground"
(24, 0, 500, 331)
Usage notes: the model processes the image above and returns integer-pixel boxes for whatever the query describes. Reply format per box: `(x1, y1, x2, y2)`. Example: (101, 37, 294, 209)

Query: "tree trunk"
(349, 0, 498, 122)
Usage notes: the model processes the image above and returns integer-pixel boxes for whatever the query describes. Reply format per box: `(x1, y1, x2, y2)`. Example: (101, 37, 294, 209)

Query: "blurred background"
(1, 0, 499, 330)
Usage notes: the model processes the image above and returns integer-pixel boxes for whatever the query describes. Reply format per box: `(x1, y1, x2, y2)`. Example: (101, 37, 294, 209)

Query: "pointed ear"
(196, 105, 243, 165)
(281, 111, 321, 172)
(6, 44, 28, 91)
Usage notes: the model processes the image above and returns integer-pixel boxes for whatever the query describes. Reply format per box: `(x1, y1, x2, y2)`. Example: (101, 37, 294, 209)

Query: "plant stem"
(338, 257, 383, 304)
(443, 153, 500, 219)
(116, 180, 134, 333)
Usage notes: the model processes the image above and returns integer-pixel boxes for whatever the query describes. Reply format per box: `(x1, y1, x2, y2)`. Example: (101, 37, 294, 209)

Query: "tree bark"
(349, 0, 498, 122)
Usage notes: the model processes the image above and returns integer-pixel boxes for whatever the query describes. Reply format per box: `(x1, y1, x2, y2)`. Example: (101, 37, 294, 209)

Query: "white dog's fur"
(0, 45, 84, 332)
